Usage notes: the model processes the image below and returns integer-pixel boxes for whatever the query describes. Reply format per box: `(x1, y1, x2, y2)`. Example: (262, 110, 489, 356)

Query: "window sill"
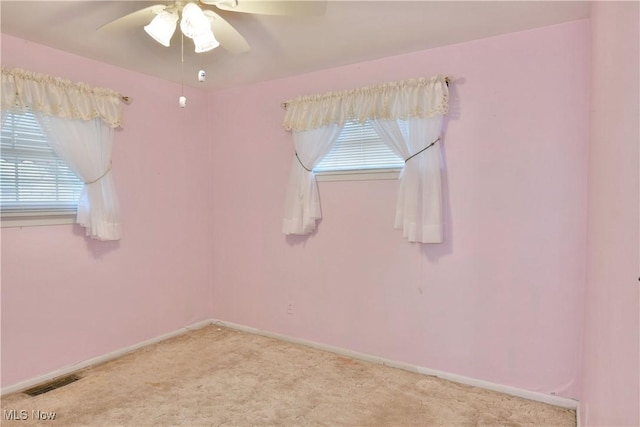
(315, 168, 401, 182)
(1, 212, 76, 228)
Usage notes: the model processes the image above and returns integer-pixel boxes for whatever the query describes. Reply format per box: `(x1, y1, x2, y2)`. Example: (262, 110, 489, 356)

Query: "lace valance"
(1, 68, 124, 128)
(282, 75, 449, 132)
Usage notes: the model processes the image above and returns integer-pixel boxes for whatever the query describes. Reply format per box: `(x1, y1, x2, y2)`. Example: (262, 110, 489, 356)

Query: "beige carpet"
(1, 325, 575, 426)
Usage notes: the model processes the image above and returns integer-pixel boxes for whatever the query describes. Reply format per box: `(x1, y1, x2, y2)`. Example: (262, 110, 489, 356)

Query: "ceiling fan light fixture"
(144, 10, 178, 47)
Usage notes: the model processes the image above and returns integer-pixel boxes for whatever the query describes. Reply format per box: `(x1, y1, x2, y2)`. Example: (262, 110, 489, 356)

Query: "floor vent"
(23, 374, 81, 396)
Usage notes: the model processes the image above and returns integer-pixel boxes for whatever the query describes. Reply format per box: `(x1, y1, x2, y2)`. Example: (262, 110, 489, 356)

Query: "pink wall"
(0, 35, 214, 387)
(209, 21, 590, 399)
(580, 2, 640, 425)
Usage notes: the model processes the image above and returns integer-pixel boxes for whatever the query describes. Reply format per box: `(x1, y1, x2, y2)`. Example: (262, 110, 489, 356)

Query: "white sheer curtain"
(282, 123, 344, 235)
(282, 75, 449, 241)
(36, 114, 121, 240)
(371, 117, 444, 243)
(2, 67, 124, 240)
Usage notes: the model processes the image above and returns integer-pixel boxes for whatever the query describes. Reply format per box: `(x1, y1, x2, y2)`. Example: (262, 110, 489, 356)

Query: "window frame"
(1, 109, 82, 228)
(313, 119, 405, 182)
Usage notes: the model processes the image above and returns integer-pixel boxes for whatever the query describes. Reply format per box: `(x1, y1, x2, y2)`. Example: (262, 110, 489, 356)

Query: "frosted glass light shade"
(193, 29, 220, 53)
(180, 3, 210, 39)
(144, 10, 178, 47)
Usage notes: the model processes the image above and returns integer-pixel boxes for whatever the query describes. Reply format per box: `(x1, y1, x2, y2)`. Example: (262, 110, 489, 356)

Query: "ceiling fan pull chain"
(179, 32, 186, 108)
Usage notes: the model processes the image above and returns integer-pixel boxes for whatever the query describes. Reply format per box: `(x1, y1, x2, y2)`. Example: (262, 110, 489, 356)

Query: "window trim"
(315, 168, 401, 182)
(1, 211, 76, 228)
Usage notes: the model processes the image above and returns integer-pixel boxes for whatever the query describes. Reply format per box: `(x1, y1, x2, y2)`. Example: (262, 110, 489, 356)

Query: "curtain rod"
(280, 76, 451, 110)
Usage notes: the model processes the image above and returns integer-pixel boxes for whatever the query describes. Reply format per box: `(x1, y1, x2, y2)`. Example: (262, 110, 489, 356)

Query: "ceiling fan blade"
(98, 4, 167, 31)
(203, 10, 250, 54)
(202, 0, 327, 16)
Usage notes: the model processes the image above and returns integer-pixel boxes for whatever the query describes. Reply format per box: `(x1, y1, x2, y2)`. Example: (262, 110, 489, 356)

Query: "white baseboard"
(213, 319, 579, 410)
(0, 319, 214, 396)
(2, 317, 580, 412)
(576, 402, 584, 427)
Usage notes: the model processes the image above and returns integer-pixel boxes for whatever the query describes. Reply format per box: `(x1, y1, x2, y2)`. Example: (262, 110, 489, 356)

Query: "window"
(1, 110, 83, 220)
(313, 119, 405, 180)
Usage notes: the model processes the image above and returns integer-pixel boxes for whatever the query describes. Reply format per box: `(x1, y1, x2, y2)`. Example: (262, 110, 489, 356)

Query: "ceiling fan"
(100, 1, 327, 55)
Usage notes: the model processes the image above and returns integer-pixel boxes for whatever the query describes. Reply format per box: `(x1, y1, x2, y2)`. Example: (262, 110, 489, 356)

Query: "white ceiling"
(0, 1, 590, 91)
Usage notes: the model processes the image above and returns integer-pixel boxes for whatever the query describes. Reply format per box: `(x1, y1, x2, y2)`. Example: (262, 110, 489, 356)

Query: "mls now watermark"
(3, 409, 57, 421)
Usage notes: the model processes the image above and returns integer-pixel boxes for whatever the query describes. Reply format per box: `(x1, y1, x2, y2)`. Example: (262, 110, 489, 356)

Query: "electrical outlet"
(287, 303, 294, 315)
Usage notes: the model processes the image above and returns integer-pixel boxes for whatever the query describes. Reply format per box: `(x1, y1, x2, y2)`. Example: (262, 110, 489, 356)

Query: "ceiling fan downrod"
(203, 0, 238, 8)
